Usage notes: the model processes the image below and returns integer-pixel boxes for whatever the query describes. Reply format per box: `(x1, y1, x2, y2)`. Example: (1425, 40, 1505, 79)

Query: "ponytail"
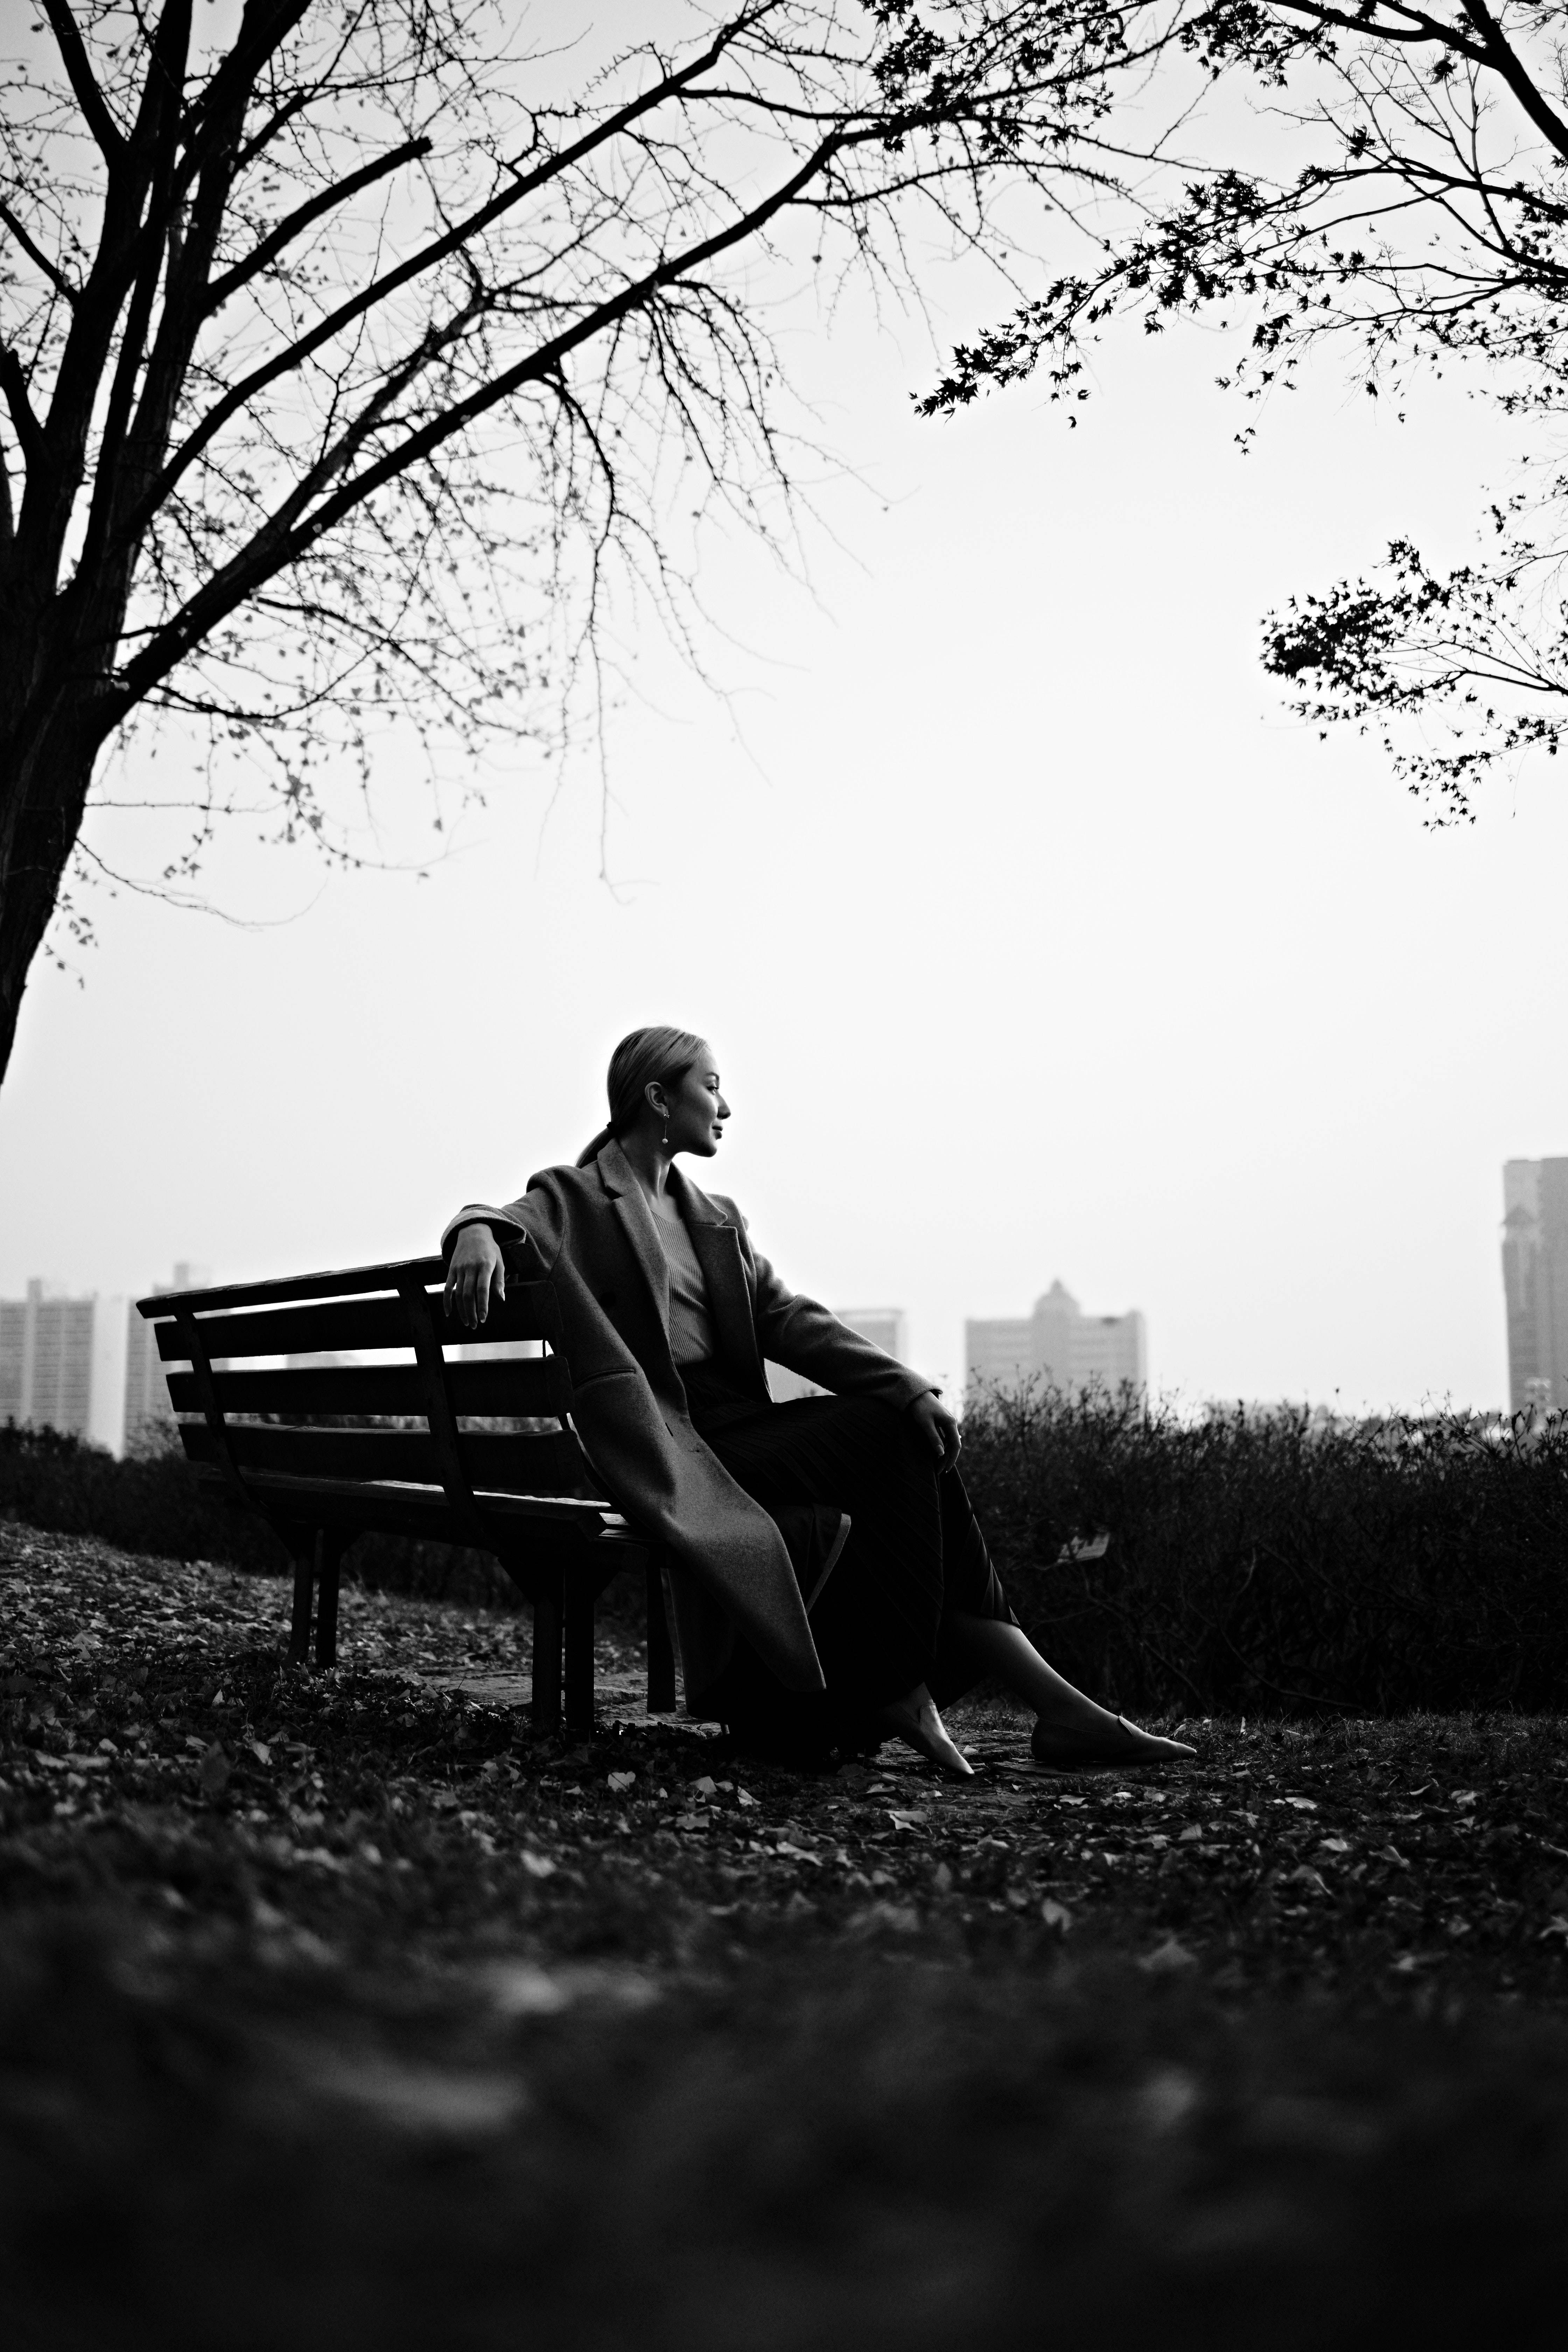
(574, 1122, 616, 1169)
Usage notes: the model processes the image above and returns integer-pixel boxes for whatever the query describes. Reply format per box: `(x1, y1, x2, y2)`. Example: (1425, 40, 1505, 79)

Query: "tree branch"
(68, 0, 194, 598)
(115, 119, 856, 708)
(119, 13, 767, 545)
(0, 200, 77, 303)
(1264, 0, 1485, 58)
(0, 347, 46, 466)
(1460, 0, 1568, 170)
(40, 0, 127, 164)
(203, 135, 434, 313)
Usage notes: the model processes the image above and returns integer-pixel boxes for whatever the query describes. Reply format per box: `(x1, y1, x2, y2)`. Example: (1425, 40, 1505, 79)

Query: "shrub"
(0, 1422, 526, 1614)
(961, 1388, 1568, 1715)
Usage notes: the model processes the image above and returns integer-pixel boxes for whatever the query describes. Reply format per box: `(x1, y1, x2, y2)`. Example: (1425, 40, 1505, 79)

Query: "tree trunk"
(0, 694, 111, 1087)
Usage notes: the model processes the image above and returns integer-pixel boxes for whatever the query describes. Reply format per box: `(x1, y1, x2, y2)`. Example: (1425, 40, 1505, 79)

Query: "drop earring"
(661, 1118, 670, 1147)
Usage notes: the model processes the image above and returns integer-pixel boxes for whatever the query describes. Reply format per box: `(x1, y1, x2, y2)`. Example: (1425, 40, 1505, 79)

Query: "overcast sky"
(0, 187, 1557, 1413)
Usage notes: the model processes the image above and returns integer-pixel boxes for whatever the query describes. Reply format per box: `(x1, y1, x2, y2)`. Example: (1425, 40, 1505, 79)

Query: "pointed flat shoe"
(1030, 1714, 1196, 1771)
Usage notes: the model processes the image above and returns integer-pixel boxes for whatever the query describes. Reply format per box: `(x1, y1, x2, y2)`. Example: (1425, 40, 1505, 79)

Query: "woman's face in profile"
(664, 1049, 729, 1157)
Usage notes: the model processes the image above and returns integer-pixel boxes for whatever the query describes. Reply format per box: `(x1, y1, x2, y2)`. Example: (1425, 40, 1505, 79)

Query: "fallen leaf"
(1139, 1935, 1198, 1974)
(198, 1741, 231, 1799)
(848, 1901, 920, 1937)
(520, 1851, 557, 1879)
(1040, 1898, 1072, 1932)
(606, 1770, 636, 1793)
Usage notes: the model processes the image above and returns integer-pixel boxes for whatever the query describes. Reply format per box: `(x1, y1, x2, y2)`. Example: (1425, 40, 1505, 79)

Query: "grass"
(5, 1518, 1568, 2345)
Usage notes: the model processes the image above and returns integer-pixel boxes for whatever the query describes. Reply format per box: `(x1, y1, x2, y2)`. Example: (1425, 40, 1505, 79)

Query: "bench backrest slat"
(180, 1421, 586, 1493)
(135, 1256, 447, 1315)
(163, 1358, 563, 1421)
(149, 1282, 558, 1364)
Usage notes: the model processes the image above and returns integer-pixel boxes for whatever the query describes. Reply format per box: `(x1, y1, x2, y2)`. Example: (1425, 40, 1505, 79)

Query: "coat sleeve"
(440, 1174, 566, 1278)
(739, 1221, 936, 1410)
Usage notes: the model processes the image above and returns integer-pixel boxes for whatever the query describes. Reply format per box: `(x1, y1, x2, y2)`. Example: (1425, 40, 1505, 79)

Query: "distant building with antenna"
(966, 1280, 1145, 1401)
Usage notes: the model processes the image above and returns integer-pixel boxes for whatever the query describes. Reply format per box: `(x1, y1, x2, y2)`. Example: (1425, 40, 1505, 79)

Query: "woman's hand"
(908, 1389, 961, 1474)
(444, 1224, 505, 1330)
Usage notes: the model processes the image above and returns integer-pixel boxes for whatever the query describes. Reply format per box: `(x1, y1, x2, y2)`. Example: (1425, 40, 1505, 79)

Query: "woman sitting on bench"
(443, 1025, 1192, 1776)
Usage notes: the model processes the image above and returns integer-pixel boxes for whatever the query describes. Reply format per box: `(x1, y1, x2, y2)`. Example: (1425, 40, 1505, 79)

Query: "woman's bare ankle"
(880, 1685, 974, 1778)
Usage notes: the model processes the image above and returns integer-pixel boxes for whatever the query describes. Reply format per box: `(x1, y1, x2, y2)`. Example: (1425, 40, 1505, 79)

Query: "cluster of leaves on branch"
(919, 1, 1568, 813)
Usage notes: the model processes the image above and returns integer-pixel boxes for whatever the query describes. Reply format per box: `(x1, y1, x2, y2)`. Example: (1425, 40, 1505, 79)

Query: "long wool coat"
(443, 1140, 932, 1700)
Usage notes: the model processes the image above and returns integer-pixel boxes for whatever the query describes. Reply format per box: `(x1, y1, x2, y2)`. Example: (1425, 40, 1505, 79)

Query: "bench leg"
(646, 1554, 676, 1715)
(314, 1532, 346, 1670)
(532, 1576, 563, 1733)
(288, 1538, 315, 1666)
(564, 1573, 595, 1736)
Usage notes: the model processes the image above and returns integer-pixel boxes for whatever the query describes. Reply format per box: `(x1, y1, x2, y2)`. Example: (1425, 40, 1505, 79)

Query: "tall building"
(767, 1308, 909, 1403)
(1501, 1161, 1568, 1412)
(966, 1280, 1146, 1401)
(0, 1281, 128, 1452)
(123, 1262, 211, 1451)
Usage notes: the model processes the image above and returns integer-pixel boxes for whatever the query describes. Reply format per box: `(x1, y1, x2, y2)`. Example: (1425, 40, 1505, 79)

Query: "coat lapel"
(595, 1141, 671, 1339)
(675, 1171, 763, 1385)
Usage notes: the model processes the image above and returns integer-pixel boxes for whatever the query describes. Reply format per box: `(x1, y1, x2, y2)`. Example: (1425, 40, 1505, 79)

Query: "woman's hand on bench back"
(445, 1224, 506, 1329)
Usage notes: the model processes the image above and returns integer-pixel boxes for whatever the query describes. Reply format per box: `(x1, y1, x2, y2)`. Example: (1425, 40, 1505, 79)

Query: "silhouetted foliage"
(962, 1386, 1568, 1714)
(10, 1389, 1568, 1709)
(920, 4, 1568, 815)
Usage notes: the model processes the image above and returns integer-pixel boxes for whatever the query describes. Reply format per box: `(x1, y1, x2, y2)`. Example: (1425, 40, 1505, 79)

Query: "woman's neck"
(619, 1129, 674, 1204)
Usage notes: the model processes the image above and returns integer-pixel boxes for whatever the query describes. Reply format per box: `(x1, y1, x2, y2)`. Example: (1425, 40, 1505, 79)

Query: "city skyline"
(6, 1185, 1555, 1448)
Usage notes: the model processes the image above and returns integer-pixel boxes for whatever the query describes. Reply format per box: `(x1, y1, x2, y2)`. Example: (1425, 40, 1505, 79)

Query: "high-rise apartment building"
(0, 1281, 127, 1452)
(766, 1308, 909, 1403)
(966, 1280, 1146, 1401)
(1501, 1161, 1568, 1412)
(123, 1262, 211, 1450)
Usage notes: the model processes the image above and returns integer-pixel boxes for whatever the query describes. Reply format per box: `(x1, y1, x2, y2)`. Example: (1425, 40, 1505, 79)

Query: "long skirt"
(681, 1362, 1017, 1747)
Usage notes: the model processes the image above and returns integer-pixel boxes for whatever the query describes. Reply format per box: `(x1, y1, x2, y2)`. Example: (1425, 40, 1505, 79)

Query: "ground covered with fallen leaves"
(5, 1524, 1568, 2348)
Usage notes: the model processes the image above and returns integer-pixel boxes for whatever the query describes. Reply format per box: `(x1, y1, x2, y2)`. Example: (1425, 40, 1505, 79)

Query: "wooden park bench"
(136, 1253, 676, 1734)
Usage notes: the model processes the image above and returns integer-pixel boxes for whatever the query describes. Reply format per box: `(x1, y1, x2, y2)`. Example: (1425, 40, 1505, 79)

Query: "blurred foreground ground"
(3, 1524, 1568, 2347)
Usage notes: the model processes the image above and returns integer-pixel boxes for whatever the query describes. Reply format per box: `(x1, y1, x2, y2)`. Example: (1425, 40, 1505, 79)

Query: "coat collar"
(593, 1139, 733, 1228)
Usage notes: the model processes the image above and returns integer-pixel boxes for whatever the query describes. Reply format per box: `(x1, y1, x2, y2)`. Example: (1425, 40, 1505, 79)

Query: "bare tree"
(919, 2, 1568, 818)
(0, 0, 1186, 1086)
